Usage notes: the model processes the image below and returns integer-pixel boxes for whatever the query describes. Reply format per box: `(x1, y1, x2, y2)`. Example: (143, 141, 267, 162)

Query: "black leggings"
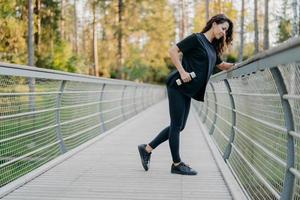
(148, 86, 191, 163)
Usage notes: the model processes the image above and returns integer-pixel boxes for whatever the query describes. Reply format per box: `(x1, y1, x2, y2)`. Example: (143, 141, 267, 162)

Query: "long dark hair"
(201, 14, 233, 56)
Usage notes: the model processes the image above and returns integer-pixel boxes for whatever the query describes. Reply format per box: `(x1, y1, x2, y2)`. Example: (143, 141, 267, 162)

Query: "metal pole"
(223, 79, 237, 160)
(133, 86, 138, 114)
(209, 83, 217, 135)
(121, 85, 127, 121)
(197, 102, 203, 117)
(99, 84, 106, 133)
(55, 80, 67, 154)
(141, 86, 145, 110)
(202, 94, 209, 123)
(270, 67, 295, 200)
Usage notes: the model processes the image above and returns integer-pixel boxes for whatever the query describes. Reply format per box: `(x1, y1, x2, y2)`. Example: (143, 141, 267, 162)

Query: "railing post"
(133, 86, 138, 114)
(270, 67, 295, 200)
(121, 85, 127, 121)
(55, 80, 67, 154)
(198, 103, 203, 116)
(202, 95, 209, 123)
(223, 79, 237, 160)
(209, 83, 217, 135)
(148, 86, 153, 106)
(146, 87, 153, 107)
(99, 83, 106, 133)
(141, 85, 145, 110)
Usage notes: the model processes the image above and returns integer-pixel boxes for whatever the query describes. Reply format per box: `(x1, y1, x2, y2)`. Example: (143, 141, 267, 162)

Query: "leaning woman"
(138, 14, 236, 175)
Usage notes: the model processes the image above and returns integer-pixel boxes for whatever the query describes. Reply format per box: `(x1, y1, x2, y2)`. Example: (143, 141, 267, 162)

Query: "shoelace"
(144, 152, 151, 161)
(181, 162, 191, 169)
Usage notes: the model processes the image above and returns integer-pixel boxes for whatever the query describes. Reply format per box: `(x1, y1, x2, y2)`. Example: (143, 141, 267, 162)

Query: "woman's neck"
(203, 30, 214, 43)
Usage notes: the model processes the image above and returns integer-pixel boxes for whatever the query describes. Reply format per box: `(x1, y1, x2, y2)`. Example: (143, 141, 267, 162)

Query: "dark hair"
(201, 14, 233, 56)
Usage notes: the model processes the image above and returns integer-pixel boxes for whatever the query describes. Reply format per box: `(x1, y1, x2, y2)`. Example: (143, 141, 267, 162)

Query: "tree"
(92, 0, 99, 76)
(206, 0, 209, 21)
(35, 0, 41, 52)
(292, 0, 298, 36)
(239, 0, 245, 62)
(299, 0, 300, 35)
(179, 0, 187, 40)
(263, 0, 269, 50)
(0, 1, 27, 63)
(277, 0, 292, 43)
(28, 0, 36, 117)
(1, 0, 177, 82)
(117, 0, 123, 78)
(254, 0, 259, 54)
(74, 0, 79, 54)
(28, 0, 34, 66)
(60, 0, 65, 39)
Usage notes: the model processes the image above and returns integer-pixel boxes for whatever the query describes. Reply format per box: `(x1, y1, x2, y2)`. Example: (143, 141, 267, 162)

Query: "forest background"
(0, 0, 299, 83)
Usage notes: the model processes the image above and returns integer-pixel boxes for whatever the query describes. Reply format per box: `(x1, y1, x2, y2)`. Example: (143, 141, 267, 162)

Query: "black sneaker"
(171, 162, 197, 175)
(138, 144, 151, 171)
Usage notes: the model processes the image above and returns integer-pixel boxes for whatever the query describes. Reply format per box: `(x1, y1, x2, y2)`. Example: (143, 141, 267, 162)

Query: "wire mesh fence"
(0, 64, 166, 187)
(193, 37, 300, 200)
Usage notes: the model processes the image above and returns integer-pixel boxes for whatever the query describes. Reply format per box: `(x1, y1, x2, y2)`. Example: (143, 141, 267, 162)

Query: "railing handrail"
(211, 36, 300, 81)
(0, 61, 157, 87)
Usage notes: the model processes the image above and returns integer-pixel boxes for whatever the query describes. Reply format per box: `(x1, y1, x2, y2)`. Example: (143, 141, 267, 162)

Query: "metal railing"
(0, 63, 166, 187)
(193, 37, 300, 200)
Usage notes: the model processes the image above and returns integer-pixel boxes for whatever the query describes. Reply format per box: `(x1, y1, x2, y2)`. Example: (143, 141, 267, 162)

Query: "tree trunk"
(92, 1, 99, 77)
(238, 0, 244, 62)
(117, 0, 123, 78)
(179, 0, 186, 40)
(299, 1, 300, 35)
(74, 0, 79, 54)
(28, 0, 36, 119)
(263, 0, 269, 50)
(205, 0, 209, 21)
(35, 0, 41, 52)
(292, 0, 298, 36)
(60, 0, 65, 39)
(254, 0, 259, 54)
(28, 0, 34, 66)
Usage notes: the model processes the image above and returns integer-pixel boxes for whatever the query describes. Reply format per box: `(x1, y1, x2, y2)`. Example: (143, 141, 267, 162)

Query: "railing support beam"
(55, 80, 67, 154)
(223, 79, 237, 161)
(270, 67, 295, 200)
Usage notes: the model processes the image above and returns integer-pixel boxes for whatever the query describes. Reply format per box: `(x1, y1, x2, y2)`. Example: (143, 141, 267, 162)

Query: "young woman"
(138, 14, 235, 175)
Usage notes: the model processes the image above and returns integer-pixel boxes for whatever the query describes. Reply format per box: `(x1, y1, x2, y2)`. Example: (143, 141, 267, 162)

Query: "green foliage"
(194, 0, 238, 33)
(36, 41, 83, 73)
(0, 17, 27, 64)
(225, 54, 237, 63)
(123, 47, 147, 80)
(1, 0, 175, 83)
(277, 17, 292, 43)
(94, 0, 175, 83)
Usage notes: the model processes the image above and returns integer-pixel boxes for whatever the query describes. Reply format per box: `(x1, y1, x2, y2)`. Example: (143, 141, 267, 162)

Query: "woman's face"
(212, 22, 229, 40)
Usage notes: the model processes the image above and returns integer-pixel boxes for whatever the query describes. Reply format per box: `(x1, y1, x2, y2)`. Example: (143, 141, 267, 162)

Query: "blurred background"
(0, 0, 299, 83)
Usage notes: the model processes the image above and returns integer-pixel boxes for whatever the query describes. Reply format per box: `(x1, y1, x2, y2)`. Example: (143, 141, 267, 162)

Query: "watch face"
(176, 79, 182, 86)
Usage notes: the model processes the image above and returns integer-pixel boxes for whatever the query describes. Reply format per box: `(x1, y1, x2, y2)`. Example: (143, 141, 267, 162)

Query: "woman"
(138, 14, 236, 175)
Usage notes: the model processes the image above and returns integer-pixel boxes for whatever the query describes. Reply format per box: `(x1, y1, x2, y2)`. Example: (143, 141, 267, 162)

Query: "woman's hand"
(179, 71, 192, 83)
(217, 62, 239, 71)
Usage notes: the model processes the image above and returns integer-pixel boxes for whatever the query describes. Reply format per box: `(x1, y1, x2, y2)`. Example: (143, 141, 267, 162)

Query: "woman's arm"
(216, 61, 236, 71)
(169, 45, 192, 83)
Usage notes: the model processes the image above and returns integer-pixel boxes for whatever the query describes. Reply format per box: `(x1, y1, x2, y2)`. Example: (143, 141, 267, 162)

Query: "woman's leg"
(149, 87, 190, 163)
(148, 126, 170, 149)
(167, 87, 190, 163)
(148, 87, 191, 155)
(180, 97, 191, 131)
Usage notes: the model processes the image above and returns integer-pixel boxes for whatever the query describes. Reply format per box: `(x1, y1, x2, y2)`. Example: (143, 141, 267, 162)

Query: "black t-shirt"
(165, 33, 222, 101)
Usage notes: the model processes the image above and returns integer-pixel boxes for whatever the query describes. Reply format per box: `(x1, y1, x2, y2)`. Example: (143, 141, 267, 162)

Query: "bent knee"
(180, 126, 185, 131)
